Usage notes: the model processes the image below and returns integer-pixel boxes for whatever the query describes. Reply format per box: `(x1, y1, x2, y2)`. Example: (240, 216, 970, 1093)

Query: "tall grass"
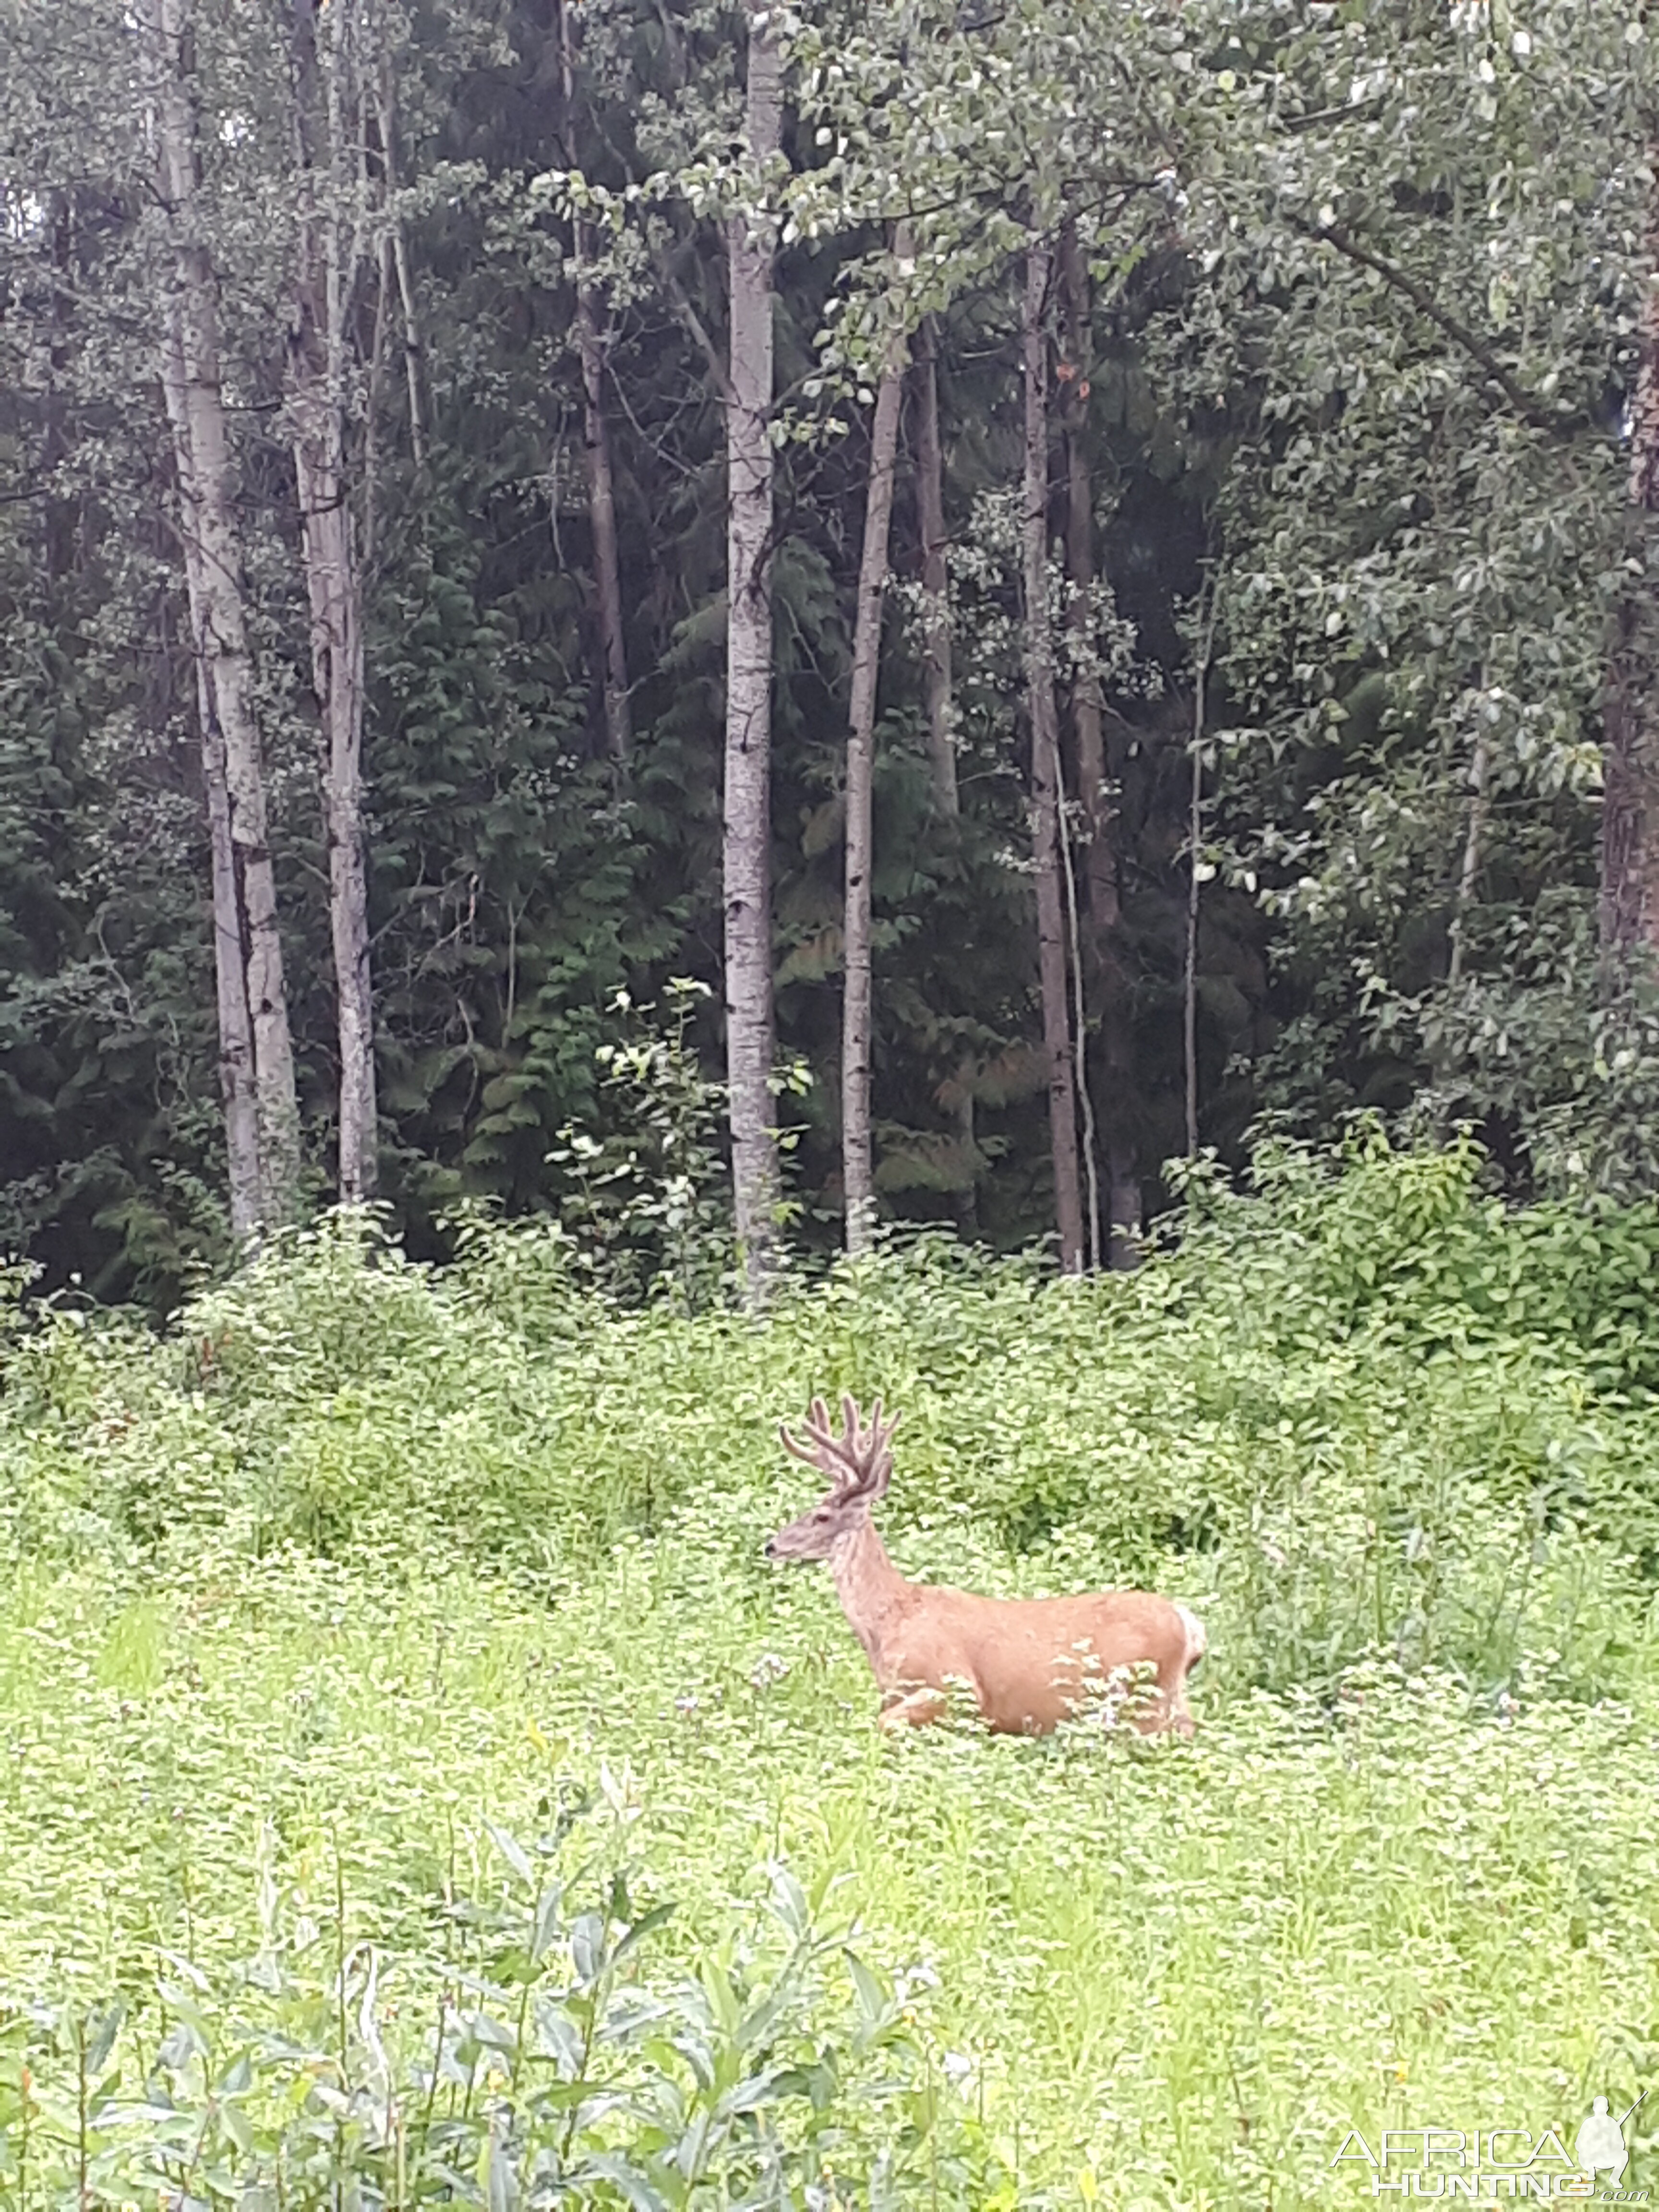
(1, 1139, 1656, 2203)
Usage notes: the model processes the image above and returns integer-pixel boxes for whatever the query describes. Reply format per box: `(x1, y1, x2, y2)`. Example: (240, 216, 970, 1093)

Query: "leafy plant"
(544, 979, 739, 1310)
(0, 1825, 981, 2208)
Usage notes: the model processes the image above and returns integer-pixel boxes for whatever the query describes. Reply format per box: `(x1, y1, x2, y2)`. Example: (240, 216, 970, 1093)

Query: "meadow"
(1, 1137, 1657, 2207)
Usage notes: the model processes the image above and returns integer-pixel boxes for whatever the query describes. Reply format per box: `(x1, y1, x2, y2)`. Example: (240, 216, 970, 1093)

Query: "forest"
(2, 0, 1659, 2204)
(1, 0, 1654, 1295)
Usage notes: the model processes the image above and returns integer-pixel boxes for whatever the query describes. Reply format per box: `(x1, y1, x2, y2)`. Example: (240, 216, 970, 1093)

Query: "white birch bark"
(373, 63, 426, 472)
(724, 1, 782, 1298)
(165, 318, 262, 1239)
(842, 312, 907, 1253)
(289, 0, 378, 1204)
(1058, 220, 1133, 1265)
(146, 0, 300, 1228)
(913, 313, 958, 821)
(911, 313, 982, 1229)
(1022, 241, 1085, 1274)
(196, 660, 264, 1239)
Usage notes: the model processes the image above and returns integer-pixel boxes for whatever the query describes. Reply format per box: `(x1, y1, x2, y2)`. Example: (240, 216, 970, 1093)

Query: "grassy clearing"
(2, 1554, 1655, 2205)
(2, 1143, 1658, 2204)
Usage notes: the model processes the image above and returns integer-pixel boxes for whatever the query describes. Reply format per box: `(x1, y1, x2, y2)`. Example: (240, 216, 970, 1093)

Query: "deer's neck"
(827, 1517, 914, 1682)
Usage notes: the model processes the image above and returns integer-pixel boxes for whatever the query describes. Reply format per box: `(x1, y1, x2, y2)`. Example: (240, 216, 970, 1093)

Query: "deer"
(765, 1395, 1205, 1738)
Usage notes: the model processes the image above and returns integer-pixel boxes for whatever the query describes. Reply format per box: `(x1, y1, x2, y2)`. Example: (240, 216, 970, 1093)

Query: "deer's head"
(765, 1394, 899, 1563)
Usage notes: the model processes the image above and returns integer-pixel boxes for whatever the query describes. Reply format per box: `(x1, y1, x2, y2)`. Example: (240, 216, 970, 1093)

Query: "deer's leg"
(1130, 1685, 1195, 1738)
(878, 1686, 950, 1732)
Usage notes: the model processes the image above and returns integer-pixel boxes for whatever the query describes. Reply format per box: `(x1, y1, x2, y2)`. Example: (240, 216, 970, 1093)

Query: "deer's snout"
(763, 1536, 780, 1560)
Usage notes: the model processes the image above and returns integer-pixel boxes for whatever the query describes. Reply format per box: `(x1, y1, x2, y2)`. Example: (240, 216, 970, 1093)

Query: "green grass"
(1, 1160, 1658, 2204)
(0, 1549, 1655, 2205)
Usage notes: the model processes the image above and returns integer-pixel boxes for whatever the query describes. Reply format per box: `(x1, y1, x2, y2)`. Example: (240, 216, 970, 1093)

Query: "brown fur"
(766, 1396, 1205, 1738)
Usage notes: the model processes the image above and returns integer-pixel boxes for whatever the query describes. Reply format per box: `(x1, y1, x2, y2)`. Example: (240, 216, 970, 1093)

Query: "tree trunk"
(1058, 219, 1138, 1264)
(162, 310, 262, 1238)
(1184, 693, 1203, 1162)
(373, 63, 426, 471)
(289, 0, 378, 1205)
(842, 308, 907, 1253)
(147, 0, 300, 1229)
(913, 317, 979, 1232)
(1601, 157, 1659, 968)
(1184, 583, 1217, 1161)
(198, 661, 264, 1239)
(41, 200, 78, 588)
(1021, 241, 1085, 1275)
(724, 1, 783, 1299)
(559, 0, 630, 768)
(577, 262, 631, 767)
(913, 314, 957, 821)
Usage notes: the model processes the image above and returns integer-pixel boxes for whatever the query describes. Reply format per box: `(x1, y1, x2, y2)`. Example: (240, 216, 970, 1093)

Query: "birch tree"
(145, 0, 300, 1232)
(723, 0, 783, 1298)
(841, 279, 907, 1252)
(1021, 240, 1084, 1274)
(187, 584, 263, 1238)
(910, 308, 983, 1231)
(288, 0, 377, 1205)
(1058, 218, 1137, 1262)
(913, 313, 957, 822)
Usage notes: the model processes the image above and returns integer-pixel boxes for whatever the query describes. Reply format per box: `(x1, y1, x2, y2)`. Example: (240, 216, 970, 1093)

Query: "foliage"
(36, 0, 1648, 1291)
(545, 979, 760, 1308)
(1160, 0, 1651, 1178)
(0, 1831, 967, 2208)
(4, 1140, 1658, 1688)
(1166, 1121, 1659, 1395)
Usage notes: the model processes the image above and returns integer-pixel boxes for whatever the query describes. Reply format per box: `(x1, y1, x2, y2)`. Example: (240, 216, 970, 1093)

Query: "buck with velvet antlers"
(766, 1396, 1205, 1737)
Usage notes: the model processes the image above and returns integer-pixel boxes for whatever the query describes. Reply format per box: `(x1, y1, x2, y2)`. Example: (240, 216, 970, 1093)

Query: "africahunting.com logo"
(1331, 2093, 1648, 2200)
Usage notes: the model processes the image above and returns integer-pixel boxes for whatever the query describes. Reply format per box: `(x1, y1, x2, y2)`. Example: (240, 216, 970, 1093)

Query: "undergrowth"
(0, 1135, 1656, 2203)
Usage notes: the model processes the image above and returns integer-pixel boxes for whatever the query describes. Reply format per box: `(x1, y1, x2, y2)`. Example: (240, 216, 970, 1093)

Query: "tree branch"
(648, 235, 734, 406)
(1286, 211, 1572, 433)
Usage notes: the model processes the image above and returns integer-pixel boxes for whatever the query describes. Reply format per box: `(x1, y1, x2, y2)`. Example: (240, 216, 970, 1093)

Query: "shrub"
(2, 1132, 1656, 1700)
(0, 1827, 992, 2208)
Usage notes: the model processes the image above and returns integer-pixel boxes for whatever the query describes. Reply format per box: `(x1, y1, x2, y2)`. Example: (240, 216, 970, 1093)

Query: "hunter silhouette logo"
(1577, 2096, 1647, 2194)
